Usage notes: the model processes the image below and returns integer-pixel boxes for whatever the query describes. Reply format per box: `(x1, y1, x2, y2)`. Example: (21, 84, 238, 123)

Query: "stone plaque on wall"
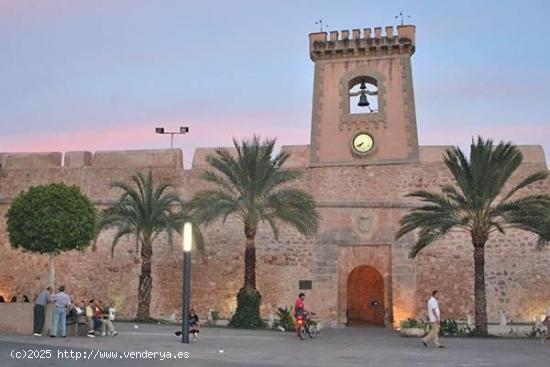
(299, 280, 313, 290)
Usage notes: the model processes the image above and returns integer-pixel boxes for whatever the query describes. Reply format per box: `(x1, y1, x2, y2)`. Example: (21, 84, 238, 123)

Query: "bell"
(358, 92, 369, 107)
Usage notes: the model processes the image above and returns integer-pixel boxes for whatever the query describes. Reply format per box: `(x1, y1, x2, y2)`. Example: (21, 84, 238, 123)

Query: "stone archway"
(347, 265, 385, 325)
(337, 245, 391, 326)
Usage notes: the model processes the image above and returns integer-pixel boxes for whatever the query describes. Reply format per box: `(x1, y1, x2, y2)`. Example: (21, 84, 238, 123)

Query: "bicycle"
(296, 312, 317, 340)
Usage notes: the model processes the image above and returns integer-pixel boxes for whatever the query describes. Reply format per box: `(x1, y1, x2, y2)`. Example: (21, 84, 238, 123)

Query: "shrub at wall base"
(228, 288, 266, 329)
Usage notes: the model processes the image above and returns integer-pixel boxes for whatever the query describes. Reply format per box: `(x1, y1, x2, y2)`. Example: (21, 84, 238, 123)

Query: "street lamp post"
(155, 126, 189, 149)
(181, 222, 193, 343)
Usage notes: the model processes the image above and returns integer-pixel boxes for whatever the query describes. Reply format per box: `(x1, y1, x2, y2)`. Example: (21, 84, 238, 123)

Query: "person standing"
(33, 287, 52, 336)
(422, 290, 444, 348)
(543, 305, 550, 342)
(50, 285, 71, 338)
(107, 302, 119, 336)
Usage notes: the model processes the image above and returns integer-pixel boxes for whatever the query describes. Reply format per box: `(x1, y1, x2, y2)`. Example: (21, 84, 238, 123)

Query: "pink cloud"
(3, 114, 547, 166)
(0, 111, 311, 167)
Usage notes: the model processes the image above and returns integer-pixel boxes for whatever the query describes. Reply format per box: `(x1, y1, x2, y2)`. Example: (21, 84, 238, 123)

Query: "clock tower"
(308, 25, 419, 166)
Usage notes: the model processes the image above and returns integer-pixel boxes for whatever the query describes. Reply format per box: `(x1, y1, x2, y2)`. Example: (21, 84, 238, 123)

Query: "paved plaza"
(0, 322, 548, 366)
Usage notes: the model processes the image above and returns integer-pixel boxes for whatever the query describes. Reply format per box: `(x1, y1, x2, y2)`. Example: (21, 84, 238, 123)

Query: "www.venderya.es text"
(10, 349, 190, 361)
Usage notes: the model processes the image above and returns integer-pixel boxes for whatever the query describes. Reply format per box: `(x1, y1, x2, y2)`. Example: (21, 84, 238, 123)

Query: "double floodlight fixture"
(155, 126, 189, 148)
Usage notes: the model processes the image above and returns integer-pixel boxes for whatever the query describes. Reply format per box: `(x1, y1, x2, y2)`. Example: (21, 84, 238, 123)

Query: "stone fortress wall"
(0, 145, 548, 326)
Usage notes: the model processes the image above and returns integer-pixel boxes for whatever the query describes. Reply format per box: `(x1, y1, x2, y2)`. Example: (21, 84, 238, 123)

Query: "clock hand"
(356, 142, 364, 147)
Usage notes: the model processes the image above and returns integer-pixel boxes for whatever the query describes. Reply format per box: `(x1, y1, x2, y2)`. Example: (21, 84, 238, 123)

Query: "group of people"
(32, 285, 118, 338)
(27, 286, 550, 345)
(78, 298, 119, 338)
(0, 294, 30, 303)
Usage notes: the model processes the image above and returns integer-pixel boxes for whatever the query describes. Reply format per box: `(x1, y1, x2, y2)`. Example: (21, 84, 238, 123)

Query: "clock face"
(352, 133, 374, 154)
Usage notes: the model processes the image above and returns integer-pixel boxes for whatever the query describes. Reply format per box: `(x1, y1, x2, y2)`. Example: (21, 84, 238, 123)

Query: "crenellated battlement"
(309, 25, 415, 61)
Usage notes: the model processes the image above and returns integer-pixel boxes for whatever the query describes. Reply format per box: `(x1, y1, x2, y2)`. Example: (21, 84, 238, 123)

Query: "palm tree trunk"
(229, 224, 264, 328)
(473, 243, 488, 335)
(137, 242, 153, 320)
(244, 225, 256, 290)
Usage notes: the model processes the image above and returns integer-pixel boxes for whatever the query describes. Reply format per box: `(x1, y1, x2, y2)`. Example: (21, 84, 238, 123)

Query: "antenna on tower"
(315, 19, 328, 32)
(395, 11, 411, 26)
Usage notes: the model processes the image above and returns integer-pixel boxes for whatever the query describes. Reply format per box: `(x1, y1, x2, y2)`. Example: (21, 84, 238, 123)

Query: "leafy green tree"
(97, 171, 201, 321)
(396, 137, 550, 335)
(190, 136, 319, 328)
(6, 183, 97, 286)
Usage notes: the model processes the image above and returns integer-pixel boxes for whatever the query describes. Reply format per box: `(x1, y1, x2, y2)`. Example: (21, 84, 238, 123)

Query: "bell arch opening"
(346, 265, 385, 326)
(349, 76, 378, 114)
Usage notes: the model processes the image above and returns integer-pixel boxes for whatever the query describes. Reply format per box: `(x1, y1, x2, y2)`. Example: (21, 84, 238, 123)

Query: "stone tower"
(308, 25, 419, 166)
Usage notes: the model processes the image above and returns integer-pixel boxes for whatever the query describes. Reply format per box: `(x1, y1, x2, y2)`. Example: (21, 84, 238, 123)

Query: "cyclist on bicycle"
(294, 293, 317, 340)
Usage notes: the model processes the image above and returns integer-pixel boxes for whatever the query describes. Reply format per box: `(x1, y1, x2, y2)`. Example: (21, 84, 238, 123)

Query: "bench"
(66, 314, 89, 336)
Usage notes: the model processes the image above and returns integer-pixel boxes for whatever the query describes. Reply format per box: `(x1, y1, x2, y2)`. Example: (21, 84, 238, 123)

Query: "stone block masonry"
(0, 145, 548, 328)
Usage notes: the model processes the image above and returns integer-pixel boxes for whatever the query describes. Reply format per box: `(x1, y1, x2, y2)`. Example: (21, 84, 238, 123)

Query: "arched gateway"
(337, 245, 392, 326)
(347, 265, 385, 325)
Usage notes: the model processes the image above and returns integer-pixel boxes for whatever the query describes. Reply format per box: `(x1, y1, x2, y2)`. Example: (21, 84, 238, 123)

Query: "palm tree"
(396, 137, 550, 335)
(97, 171, 201, 320)
(190, 136, 319, 327)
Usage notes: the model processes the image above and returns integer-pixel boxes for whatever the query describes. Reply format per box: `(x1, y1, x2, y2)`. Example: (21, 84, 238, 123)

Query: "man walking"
(33, 286, 52, 336)
(50, 285, 71, 338)
(422, 290, 444, 348)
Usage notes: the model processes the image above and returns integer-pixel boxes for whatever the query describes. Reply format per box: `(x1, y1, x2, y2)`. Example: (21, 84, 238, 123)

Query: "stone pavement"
(0, 322, 549, 366)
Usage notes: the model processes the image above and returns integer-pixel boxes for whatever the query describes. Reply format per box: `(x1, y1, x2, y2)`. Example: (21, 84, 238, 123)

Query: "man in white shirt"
(422, 290, 444, 348)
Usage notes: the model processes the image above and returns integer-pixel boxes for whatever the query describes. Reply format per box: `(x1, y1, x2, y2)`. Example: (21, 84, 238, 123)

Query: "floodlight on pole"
(155, 126, 189, 149)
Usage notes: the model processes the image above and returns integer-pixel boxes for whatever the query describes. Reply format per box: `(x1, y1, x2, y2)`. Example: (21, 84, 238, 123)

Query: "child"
(107, 302, 119, 337)
(85, 299, 99, 338)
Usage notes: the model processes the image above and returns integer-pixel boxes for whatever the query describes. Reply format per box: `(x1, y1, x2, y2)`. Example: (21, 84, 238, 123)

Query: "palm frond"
(501, 171, 549, 202)
(498, 200, 550, 246)
(264, 215, 280, 240)
(110, 226, 133, 259)
(409, 224, 454, 258)
(97, 170, 203, 259)
(206, 148, 245, 195)
(405, 190, 459, 210)
(190, 190, 239, 225)
(191, 135, 319, 244)
(441, 184, 468, 206)
(265, 189, 319, 236)
(397, 136, 550, 258)
(492, 194, 550, 216)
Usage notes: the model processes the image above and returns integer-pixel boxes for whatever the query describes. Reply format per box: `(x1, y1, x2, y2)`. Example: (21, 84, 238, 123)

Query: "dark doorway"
(347, 265, 385, 326)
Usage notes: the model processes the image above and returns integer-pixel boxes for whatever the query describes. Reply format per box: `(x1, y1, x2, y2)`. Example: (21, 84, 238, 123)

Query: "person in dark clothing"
(188, 309, 200, 342)
(33, 287, 52, 336)
(10, 296, 17, 303)
(174, 309, 200, 342)
(0, 296, 5, 303)
(23, 295, 30, 302)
